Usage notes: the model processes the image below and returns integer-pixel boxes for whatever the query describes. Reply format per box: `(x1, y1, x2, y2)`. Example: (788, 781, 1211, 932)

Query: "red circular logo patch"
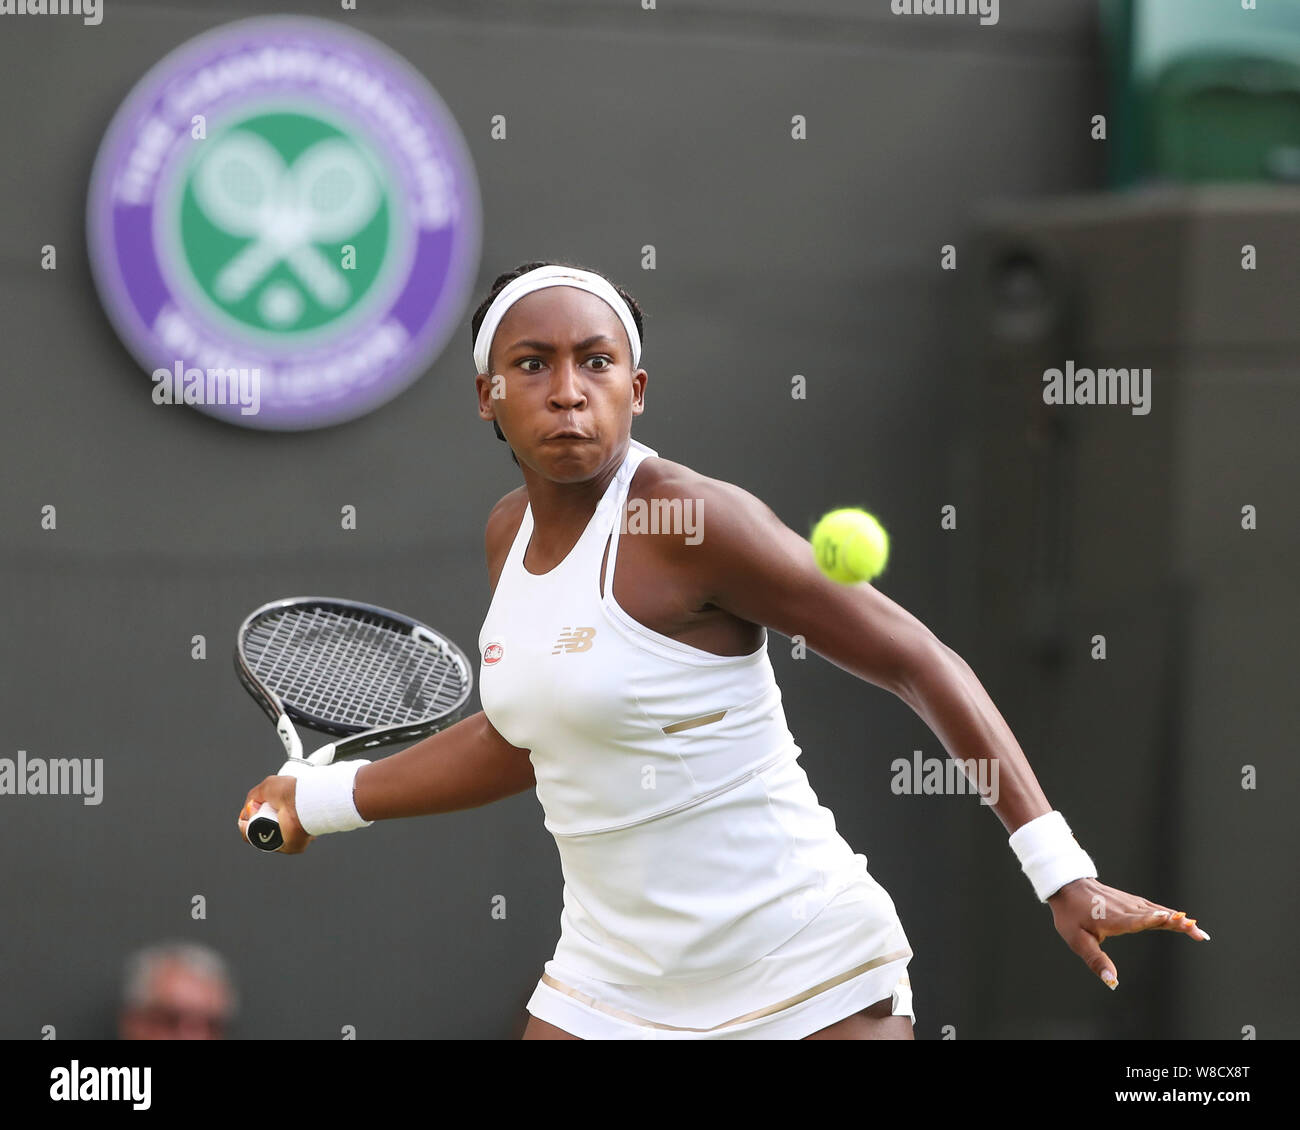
(483, 642, 504, 665)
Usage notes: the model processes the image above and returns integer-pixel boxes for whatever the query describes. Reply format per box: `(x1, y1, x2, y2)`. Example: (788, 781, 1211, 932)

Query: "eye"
(516, 355, 612, 373)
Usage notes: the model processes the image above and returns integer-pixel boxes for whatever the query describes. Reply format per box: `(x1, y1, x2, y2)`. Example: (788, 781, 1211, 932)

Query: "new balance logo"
(552, 627, 597, 654)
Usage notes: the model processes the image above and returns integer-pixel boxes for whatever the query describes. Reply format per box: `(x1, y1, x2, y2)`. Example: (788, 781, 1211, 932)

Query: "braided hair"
(470, 259, 647, 466)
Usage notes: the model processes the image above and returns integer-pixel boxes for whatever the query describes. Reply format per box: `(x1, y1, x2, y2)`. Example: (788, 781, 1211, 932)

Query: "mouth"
(544, 430, 592, 441)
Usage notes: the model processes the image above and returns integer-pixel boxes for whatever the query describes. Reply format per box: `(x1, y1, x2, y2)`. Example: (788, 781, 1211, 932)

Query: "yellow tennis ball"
(810, 508, 889, 583)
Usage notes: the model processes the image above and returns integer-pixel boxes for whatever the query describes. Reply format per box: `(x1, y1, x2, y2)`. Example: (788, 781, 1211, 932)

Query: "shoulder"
(624, 455, 787, 601)
(629, 455, 767, 510)
(626, 451, 944, 695)
(627, 455, 780, 538)
(484, 486, 528, 589)
(486, 484, 528, 535)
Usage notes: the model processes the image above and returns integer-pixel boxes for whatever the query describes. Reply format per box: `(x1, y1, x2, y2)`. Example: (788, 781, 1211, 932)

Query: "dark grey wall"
(6, 0, 1251, 1042)
(953, 188, 1300, 1040)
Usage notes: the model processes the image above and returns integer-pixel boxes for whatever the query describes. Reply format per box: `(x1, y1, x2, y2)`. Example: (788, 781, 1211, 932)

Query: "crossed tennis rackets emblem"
(191, 130, 383, 315)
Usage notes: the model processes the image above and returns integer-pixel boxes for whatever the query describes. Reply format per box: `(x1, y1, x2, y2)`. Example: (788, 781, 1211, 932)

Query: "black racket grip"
(247, 804, 284, 852)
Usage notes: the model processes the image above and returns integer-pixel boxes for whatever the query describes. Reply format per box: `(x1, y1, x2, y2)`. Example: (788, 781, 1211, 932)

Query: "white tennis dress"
(478, 437, 915, 1038)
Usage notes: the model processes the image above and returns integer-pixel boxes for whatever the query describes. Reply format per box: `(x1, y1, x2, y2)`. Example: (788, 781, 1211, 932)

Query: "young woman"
(239, 260, 1208, 1040)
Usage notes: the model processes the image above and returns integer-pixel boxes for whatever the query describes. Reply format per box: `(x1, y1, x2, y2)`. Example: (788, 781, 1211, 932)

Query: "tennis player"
(239, 260, 1208, 1040)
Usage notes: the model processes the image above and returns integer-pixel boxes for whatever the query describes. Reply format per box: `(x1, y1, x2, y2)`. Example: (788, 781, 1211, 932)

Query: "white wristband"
(1008, 810, 1097, 901)
(279, 759, 372, 836)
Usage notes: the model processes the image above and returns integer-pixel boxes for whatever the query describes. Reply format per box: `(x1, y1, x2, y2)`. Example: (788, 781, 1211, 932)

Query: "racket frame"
(235, 596, 474, 768)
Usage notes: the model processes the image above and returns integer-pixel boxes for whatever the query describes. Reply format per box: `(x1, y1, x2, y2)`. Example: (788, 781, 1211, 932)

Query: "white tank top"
(478, 438, 865, 983)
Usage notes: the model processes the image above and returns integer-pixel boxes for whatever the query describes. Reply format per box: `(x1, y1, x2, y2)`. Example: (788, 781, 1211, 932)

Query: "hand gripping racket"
(236, 597, 473, 852)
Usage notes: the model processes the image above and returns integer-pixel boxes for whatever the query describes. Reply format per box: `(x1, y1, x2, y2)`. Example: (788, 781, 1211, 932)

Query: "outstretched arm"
(239, 490, 537, 854)
(656, 469, 1209, 989)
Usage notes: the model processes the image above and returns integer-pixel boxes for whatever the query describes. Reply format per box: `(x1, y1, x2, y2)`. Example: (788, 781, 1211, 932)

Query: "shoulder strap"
(600, 437, 658, 598)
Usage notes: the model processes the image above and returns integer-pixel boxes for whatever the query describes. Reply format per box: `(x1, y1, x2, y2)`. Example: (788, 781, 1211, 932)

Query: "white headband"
(473, 264, 641, 375)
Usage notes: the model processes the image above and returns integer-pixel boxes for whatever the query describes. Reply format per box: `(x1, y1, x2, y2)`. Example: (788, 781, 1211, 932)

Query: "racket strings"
(243, 606, 467, 729)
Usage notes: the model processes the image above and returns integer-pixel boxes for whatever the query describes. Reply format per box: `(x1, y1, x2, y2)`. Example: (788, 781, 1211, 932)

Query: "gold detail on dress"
(540, 949, 912, 1032)
(552, 627, 597, 654)
(661, 709, 728, 734)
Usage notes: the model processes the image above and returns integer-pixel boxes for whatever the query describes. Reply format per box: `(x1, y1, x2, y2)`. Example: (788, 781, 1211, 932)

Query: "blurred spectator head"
(118, 941, 236, 1040)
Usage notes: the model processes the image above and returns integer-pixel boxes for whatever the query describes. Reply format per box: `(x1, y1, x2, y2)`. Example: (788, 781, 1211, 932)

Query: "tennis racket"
(236, 597, 473, 852)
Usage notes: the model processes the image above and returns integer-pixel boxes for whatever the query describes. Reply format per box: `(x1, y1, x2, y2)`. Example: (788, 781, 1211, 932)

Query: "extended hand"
(237, 774, 314, 854)
(1046, 877, 1209, 989)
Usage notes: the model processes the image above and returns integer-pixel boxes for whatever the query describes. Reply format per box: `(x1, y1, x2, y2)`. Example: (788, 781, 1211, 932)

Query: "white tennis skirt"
(525, 869, 915, 1040)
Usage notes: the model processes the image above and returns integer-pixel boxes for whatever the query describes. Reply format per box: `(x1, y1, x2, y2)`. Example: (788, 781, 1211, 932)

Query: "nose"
(548, 360, 587, 409)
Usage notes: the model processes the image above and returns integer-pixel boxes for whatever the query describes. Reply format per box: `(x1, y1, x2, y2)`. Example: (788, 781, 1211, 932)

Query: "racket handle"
(247, 803, 284, 852)
(246, 759, 312, 852)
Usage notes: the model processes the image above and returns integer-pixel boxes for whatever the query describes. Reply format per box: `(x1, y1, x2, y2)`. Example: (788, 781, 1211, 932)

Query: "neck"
(521, 440, 629, 542)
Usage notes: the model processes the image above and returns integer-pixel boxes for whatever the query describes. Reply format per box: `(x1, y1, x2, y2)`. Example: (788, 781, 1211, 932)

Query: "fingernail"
(1153, 910, 1169, 918)
(1171, 911, 1186, 920)
(1199, 930, 1211, 941)
(1102, 972, 1118, 989)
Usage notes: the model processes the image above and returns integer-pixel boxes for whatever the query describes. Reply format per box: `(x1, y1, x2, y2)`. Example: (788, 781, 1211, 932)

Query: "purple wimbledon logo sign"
(87, 16, 481, 429)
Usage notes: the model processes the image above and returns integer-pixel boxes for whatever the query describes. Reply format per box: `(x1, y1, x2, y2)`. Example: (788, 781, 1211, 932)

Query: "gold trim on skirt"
(540, 948, 912, 1032)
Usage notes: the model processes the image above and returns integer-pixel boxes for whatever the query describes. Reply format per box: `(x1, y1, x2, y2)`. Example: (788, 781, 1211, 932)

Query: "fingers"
(241, 777, 275, 821)
(236, 775, 312, 854)
(1144, 906, 1210, 941)
(1067, 927, 1119, 990)
(1086, 887, 1211, 942)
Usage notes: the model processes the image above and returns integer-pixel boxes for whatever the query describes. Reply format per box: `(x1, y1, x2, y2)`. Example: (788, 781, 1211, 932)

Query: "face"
(476, 286, 646, 482)
(119, 961, 233, 1040)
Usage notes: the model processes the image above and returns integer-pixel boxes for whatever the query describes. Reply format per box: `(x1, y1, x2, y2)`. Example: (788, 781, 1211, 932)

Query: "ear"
(475, 371, 501, 422)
